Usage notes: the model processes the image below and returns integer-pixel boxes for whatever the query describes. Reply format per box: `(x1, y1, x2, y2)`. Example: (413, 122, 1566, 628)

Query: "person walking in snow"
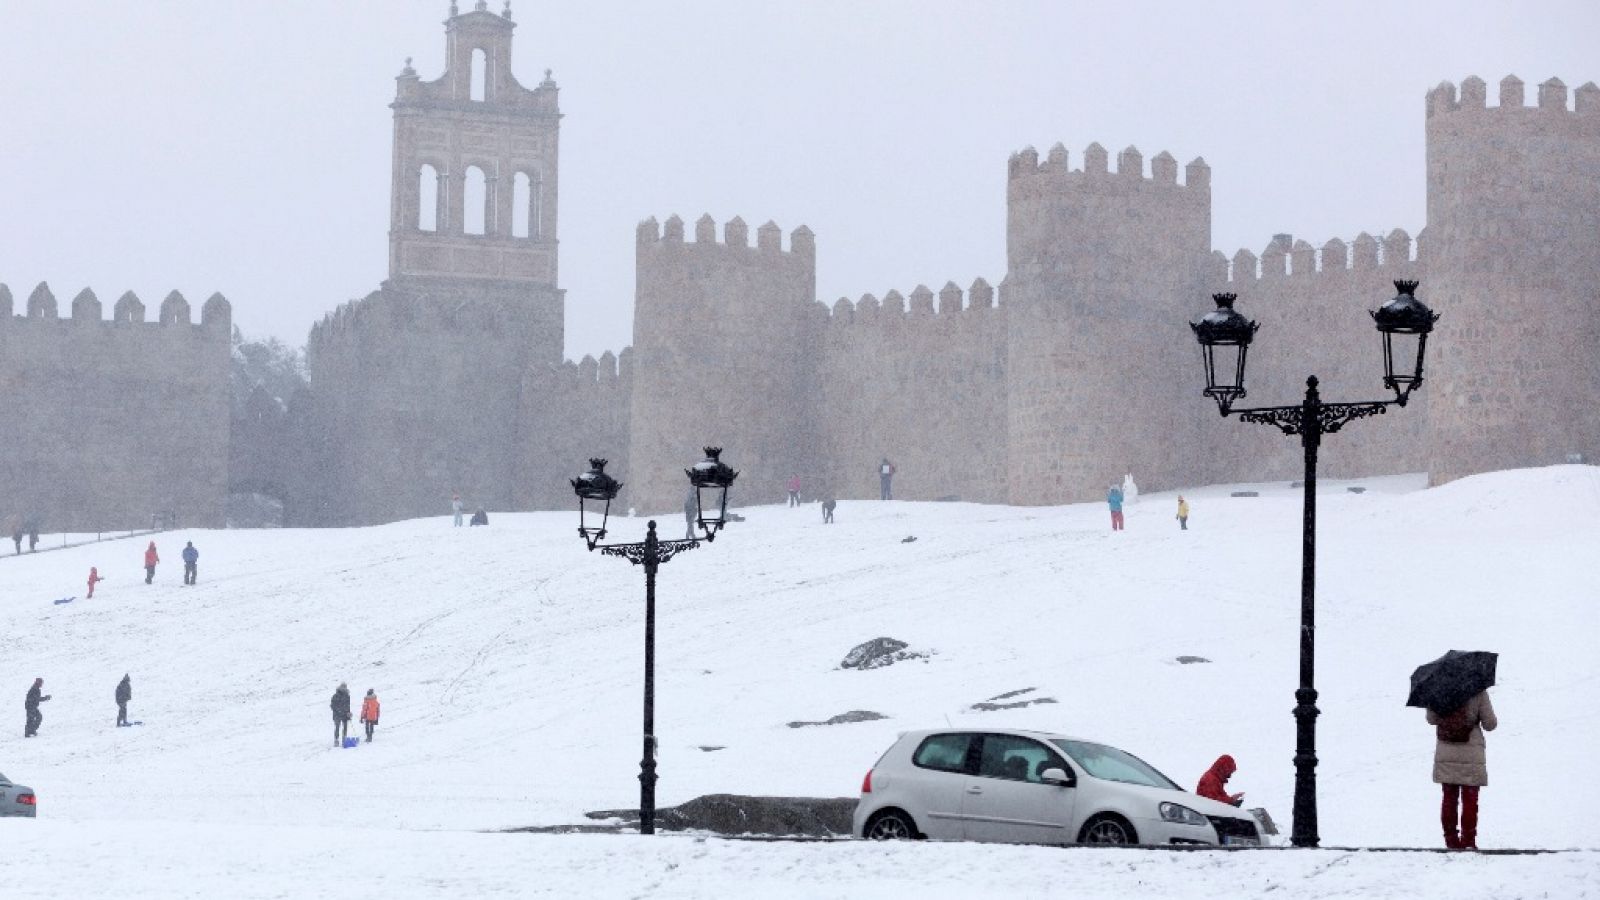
(26, 517, 39, 552)
(6, 513, 21, 555)
(87, 566, 104, 598)
(879, 458, 895, 501)
(331, 682, 353, 745)
(452, 494, 464, 527)
(181, 541, 199, 585)
(1106, 484, 1125, 531)
(786, 474, 802, 507)
(115, 674, 132, 727)
(1196, 754, 1244, 807)
(822, 496, 836, 524)
(24, 678, 50, 738)
(360, 689, 381, 743)
(1177, 495, 1190, 531)
(1427, 689, 1498, 849)
(143, 541, 160, 584)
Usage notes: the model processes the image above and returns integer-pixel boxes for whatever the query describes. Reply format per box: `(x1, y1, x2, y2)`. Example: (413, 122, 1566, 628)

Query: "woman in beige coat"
(1425, 690, 1497, 849)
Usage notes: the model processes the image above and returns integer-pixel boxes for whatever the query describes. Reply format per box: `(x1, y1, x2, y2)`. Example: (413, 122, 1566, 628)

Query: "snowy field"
(1, 465, 1597, 897)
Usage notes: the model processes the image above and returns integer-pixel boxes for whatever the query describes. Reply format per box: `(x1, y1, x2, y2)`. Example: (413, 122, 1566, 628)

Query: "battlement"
(550, 347, 632, 386)
(1427, 75, 1600, 118)
(823, 277, 999, 324)
(1008, 142, 1210, 190)
(0, 282, 230, 329)
(1220, 229, 1418, 283)
(635, 215, 815, 256)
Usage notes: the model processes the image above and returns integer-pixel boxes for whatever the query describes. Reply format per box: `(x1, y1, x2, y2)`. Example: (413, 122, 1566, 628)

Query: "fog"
(1, 0, 1594, 360)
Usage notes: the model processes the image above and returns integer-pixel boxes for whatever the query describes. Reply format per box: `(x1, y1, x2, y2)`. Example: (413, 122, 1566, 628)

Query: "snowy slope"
(1, 466, 1597, 855)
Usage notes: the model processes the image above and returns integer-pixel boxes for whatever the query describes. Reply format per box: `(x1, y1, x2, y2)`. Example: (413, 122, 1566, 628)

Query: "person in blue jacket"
(181, 541, 199, 585)
(1107, 485, 1125, 531)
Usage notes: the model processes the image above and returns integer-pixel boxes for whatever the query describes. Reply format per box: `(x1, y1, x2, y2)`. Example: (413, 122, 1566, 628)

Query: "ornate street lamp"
(686, 447, 738, 540)
(571, 448, 739, 835)
(1189, 279, 1438, 848)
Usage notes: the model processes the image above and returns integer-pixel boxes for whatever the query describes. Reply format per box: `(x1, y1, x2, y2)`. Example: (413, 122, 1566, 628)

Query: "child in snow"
(1177, 496, 1189, 531)
(24, 678, 50, 737)
(1107, 485, 1125, 531)
(360, 689, 381, 743)
(452, 494, 464, 527)
(1196, 754, 1245, 807)
(88, 566, 103, 598)
(143, 541, 160, 584)
(786, 474, 802, 507)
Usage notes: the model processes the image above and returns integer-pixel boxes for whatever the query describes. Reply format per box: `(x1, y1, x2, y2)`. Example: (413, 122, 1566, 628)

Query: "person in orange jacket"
(360, 689, 381, 743)
(1196, 754, 1245, 807)
(87, 566, 104, 598)
(143, 541, 160, 584)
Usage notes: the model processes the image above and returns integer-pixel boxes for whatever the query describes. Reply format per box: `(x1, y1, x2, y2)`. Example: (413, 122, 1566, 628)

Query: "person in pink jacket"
(786, 474, 802, 507)
(143, 541, 160, 584)
(87, 566, 103, 598)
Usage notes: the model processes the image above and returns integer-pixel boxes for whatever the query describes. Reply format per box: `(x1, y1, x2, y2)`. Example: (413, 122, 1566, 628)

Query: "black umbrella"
(1407, 650, 1498, 715)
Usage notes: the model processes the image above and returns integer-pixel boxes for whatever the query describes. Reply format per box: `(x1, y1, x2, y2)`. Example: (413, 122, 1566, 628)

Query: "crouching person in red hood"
(1197, 754, 1245, 807)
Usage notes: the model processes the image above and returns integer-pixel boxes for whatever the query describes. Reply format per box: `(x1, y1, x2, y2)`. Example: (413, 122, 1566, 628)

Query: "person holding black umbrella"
(1410, 650, 1500, 850)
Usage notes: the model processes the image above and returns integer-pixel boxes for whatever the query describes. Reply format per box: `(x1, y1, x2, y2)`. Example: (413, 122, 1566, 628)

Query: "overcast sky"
(2, 1, 1595, 360)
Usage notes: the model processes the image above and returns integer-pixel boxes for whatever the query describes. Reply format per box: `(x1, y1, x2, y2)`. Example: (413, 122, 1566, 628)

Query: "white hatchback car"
(853, 728, 1260, 846)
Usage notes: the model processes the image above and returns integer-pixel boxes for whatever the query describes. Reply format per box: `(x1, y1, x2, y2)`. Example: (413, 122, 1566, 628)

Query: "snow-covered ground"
(2, 465, 1597, 897)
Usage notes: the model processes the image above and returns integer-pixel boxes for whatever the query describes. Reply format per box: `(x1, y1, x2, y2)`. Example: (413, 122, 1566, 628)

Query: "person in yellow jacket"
(1177, 496, 1190, 531)
(360, 689, 381, 743)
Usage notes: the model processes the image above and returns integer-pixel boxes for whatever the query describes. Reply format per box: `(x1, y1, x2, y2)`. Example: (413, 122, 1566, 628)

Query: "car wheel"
(864, 809, 919, 840)
(1079, 813, 1138, 845)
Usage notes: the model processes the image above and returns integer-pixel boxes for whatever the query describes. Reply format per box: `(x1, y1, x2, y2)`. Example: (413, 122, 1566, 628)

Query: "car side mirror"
(1039, 767, 1073, 787)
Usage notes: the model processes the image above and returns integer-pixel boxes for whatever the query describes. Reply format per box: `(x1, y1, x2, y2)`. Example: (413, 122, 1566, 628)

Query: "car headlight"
(1158, 802, 1208, 827)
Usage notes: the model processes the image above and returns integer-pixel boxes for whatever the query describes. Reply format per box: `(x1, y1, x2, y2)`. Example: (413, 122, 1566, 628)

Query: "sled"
(341, 737, 360, 748)
(53, 596, 76, 605)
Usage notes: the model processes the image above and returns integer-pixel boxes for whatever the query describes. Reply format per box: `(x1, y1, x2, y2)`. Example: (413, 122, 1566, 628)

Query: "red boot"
(1460, 786, 1479, 850)
(1441, 784, 1462, 850)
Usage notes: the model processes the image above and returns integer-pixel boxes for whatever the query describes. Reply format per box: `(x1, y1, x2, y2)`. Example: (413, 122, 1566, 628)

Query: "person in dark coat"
(181, 541, 199, 585)
(469, 509, 488, 526)
(26, 517, 40, 552)
(1196, 754, 1244, 806)
(331, 682, 352, 745)
(24, 678, 50, 737)
(879, 458, 895, 501)
(822, 497, 837, 524)
(7, 514, 21, 555)
(115, 675, 132, 727)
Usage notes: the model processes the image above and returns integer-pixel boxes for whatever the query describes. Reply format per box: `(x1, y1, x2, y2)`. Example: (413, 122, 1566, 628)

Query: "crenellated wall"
(628, 215, 817, 514)
(0, 282, 231, 530)
(1004, 142, 1213, 503)
(1201, 231, 1429, 484)
(518, 348, 633, 512)
(815, 279, 1007, 503)
(1423, 75, 1600, 483)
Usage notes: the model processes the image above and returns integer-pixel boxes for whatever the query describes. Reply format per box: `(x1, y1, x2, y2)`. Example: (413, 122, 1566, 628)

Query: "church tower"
(303, 2, 567, 525)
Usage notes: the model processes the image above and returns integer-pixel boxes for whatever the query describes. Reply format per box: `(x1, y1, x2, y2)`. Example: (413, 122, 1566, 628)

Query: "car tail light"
(17, 793, 36, 806)
(860, 770, 873, 793)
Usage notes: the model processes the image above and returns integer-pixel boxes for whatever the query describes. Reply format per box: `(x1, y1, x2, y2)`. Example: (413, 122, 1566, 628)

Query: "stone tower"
(1424, 76, 1600, 483)
(628, 216, 818, 514)
(1002, 144, 1213, 504)
(304, 1, 565, 525)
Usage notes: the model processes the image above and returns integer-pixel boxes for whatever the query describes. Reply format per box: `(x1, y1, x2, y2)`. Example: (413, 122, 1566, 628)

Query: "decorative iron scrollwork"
(1237, 401, 1390, 437)
(600, 539, 700, 566)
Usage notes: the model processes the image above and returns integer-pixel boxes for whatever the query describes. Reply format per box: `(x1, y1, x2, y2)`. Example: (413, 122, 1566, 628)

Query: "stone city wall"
(0, 283, 230, 531)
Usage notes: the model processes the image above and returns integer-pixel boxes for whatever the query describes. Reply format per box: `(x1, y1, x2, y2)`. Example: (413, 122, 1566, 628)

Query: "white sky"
(1, 1, 1595, 360)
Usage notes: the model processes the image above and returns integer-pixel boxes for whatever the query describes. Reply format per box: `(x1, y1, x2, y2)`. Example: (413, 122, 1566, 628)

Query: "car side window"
(977, 734, 1070, 784)
(912, 733, 975, 773)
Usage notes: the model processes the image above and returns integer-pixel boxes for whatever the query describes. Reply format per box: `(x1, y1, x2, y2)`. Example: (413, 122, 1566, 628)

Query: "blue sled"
(53, 597, 76, 605)
(341, 737, 360, 749)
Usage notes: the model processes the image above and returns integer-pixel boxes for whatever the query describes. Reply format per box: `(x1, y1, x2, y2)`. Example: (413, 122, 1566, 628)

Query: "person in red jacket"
(87, 566, 103, 598)
(1196, 754, 1245, 807)
(143, 541, 159, 584)
(360, 689, 381, 743)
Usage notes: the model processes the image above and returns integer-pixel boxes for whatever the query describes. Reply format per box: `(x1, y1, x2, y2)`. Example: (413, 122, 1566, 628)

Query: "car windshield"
(1051, 739, 1180, 790)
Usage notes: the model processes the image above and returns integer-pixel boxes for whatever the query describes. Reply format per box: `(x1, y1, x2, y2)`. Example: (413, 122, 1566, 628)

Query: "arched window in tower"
(463, 166, 488, 236)
(418, 164, 440, 232)
(470, 48, 487, 102)
(512, 172, 531, 238)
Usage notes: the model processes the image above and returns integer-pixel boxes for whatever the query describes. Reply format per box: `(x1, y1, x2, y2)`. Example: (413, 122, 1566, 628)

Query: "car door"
(962, 734, 1079, 844)
(903, 732, 979, 840)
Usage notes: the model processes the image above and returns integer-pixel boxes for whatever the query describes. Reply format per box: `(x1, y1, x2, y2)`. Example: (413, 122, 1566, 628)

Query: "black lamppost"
(571, 447, 739, 835)
(1189, 280, 1438, 848)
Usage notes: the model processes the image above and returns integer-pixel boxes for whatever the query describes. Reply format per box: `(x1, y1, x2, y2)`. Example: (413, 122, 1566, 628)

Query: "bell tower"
(388, 0, 561, 294)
